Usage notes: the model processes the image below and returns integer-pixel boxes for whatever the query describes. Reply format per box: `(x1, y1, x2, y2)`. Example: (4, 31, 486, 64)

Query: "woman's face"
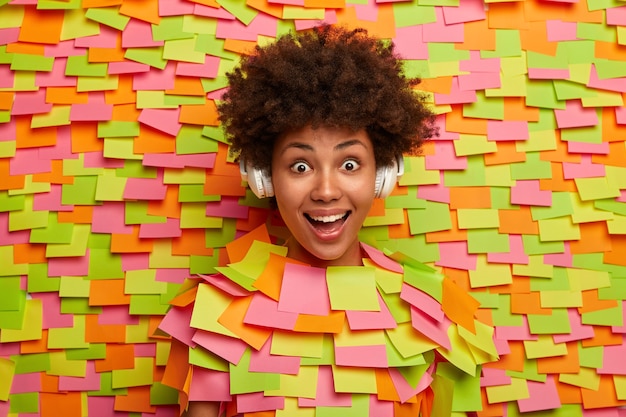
(271, 125, 377, 267)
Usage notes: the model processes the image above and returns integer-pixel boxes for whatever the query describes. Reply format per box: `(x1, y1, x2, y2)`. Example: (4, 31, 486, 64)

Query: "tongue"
(312, 219, 344, 234)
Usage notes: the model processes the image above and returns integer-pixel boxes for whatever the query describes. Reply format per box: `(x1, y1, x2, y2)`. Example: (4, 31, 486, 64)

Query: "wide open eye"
(291, 161, 311, 173)
(341, 159, 360, 172)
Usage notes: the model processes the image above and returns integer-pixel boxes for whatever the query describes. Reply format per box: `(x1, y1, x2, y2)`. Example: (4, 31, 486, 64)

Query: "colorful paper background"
(1, 0, 626, 416)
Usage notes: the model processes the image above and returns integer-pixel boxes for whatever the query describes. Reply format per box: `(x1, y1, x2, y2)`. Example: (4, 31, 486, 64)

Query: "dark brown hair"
(218, 25, 437, 172)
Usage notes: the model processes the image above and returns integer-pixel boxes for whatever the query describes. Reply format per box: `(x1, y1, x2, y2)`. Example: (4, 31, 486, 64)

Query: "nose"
(310, 169, 342, 202)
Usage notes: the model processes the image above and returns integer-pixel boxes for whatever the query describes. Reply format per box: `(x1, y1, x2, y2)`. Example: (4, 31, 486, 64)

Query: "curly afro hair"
(217, 25, 437, 173)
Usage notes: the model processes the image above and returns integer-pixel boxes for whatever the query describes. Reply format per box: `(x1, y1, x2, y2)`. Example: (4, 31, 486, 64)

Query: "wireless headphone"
(240, 156, 404, 200)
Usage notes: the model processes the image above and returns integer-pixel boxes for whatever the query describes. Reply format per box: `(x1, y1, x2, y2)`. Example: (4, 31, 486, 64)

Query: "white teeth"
(309, 213, 346, 223)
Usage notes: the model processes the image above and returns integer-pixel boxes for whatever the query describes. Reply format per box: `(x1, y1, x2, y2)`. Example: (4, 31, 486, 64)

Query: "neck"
(285, 238, 364, 268)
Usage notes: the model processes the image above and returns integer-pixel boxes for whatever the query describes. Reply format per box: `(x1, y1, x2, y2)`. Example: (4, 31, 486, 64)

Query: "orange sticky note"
(111, 226, 154, 253)
(58, 206, 94, 224)
(225, 224, 271, 264)
(484, 142, 526, 166)
(442, 277, 480, 333)
(450, 186, 492, 209)
(119, 0, 161, 24)
(134, 126, 176, 154)
(89, 279, 132, 306)
(95, 344, 135, 372)
(166, 77, 207, 97)
(13, 243, 46, 264)
(16, 117, 57, 148)
(19, 8, 64, 44)
(456, 18, 496, 51)
(293, 310, 345, 333)
(85, 315, 126, 343)
(179, 100, 221, 126)
(218, 295, 272, 350)
(497, 207, 539, 235)
(114, 386, 157, 413)
(40, 392, 82, 417)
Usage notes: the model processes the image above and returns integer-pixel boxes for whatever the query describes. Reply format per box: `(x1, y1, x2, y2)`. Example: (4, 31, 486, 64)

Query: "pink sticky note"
(199, 274, 250, 297)
(567, 141, 609, 154)
(277, 264, 330, 316)
(442, 0, 486, 24)
(0, 65, 13, 88)
(10, 148, 51, 175)
(92, 202, 133, 234)
(124, 174, 168, 200)
(435, 241, 477, 270)
(401, 284, 445, 322)
(75, 25, 119, 48)
(393, 25, 428, 60)
(87, 397, 120, 417)
(11, 90, 53, 115)
(158, 304, 196, 347)
(458, 72, 501, 91)
(389, 365, 433, 403)
(84, 151, 124, 168)
(588, 65, 626, 93)
(422, 8, 464, 42)
(31, 292, 74, 329)
(121, 253, 150, 272)
(108, 61, 150, 74)
(98, 305, 140, 325)
(562, 155, 605, 179)
(360, 242, 403, 273)
(481, 367, 512, 387)
(133, 63, 176, 91)
(10, 373, 42, 394)
(335, 344, 388, 368)
(488, 235, 530, 265)
(543, 242, 573, 267)
(607, 6, 626, 25)
(553, 308, 594, 343)
(138, 108, 182, 136)
(510, 180, 552, 206)
(39, 126, 75, 159)
(142, 152, 217, 169)
(44, 40, 85, 58)
(192, 329, 248, 364)
(346, 293, 398, 330)
(249, 337, 300, 375)
(216, 12, 278, 41)
(546, 20, 578, 41)
(354, 1, 378, 20)
(176, 55, 221, 78)
(487, 120, 529, 141)
(122, 19, 164, 48)
(0, 27, 20, 44)
(194, 4, 237, 19)
(59, 361, 100, 391)
(517, 376, 561, 413)
(158, 0, 195, 16)
(70, 93, 113, 122)
(139, 218, 182, 238)
(618, 190, 626, 202)
(36, 58, 77, 87)
(425, 141, 467, 171)
(0, 119, 15, 141)
(236, 391, 285, 414)
(410, 306, 451, 350)
(417, 173, 451, 203)
(0, 213, 30, 244)
(495, 316, 538, 342)
(434, 76, 477, 105)
(554, 100, 599, 129)
(188, 367, 232, 402)
(244, 292, 299, 330)
(299, 365, 352, 407)
(205, 196, 250, 220)
(156, 268, 190, 284)
(369, 397, 394, 417)
(528, 68, 570, 80)
(48, 251, 90, 277)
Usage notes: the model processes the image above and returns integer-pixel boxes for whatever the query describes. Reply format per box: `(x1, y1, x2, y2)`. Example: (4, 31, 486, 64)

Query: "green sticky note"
(178, 184, 219, 203)
(0, 192, 25, 212)
(0, 140, 16, 157)
(190, 253, 221, 275)
(527, 308, 571, 334)
(188, 345, 229, 372)
(554, 79, 598, 100)
(229, 349, 280, 395)
(582, 302, 622, 326)
(98, 121, 140, 138)
(200, 76, 230, 93)
(111, 357, 154, 388)
(0, 277, 22, 311)
(0, 291, 25, 330)
(506, 359, 546, 383)
(518, 130, 557, 152)
(88, 371, 128, 396)
(331, 366, 377, 394)
(465, 93, 504, 121)
(202, 125, 227, 144)
(88, 248, 124, 279)
(522, 234, 564, 255)
(129, 294, 170, 315)
(363, 208, 405, 227)
(62, 176, 99, 205)
(181, 14, 218, 35)
(428, 43, 470, 63)
(457, 209, 500, 229)
(467, 228, 510, 253)
(9, 392, 39, 414)
(11, 53, 55, 72)
(490, 295, 524, 327)
(578, 343, 603, 369)
(217, 0, 258, 25)
(125, 46, 167, 69)
(195, 34, 239, 60)
(444, 155, 487, 187)
(46, 224, 90, 258)
(0, 299, 42, 343)
(149, 240, 191, 269)
(482, 29, 522, 58)
(136, 90, 177, 109)
(385, 187, 426, 209)
(31, 105, 71, 128)
(65, 54, 108, 77)
(327, 266, 379, 311)
(85, 6, 130, 31)
(561, 124, 602, 144)
(399, 157, 439, 186)
(164, 93, 205, 106)
(66, 343, 106, 360)
(0, 246, 28, 277)
(177, 125, 219, 154)
(513, 255, 553, 278)
(271, 331, 324, 361)
(125, 270, 167, 294)
(8, 206, 49, 233)
(530, 267, 570, 292)
(540, 290, 582, 308)
(125, 201, 167, 225)
(95, 170, 127, 201)
(527, 50, 568, 70)
(526, 80, 564, 110)
(152, 15, 194, 41)
(150, 382, 179, 405)
(384, 235, 440, 264)
(12, 352, 51, 374)
(438, 362, 482, 412)
(48, 351, 86, 377)
(77, 74, 119, 92)
(598, 277, 626, 300)
(317, 393, 369, 417)
(531, 192, 573, 220)
(27, 263, 60, 293)
(407, 201, 451, 234)
(116, 160, 157, 179)
(571, 193, 614, 223)
(510, 152, 552, 180)
(394, 2, 436, 27)
(401, 262, 443, 302)
(30, 212, 74, 244)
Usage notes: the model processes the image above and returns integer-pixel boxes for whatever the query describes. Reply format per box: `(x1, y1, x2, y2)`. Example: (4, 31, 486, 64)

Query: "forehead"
(274, 125, 373, 152)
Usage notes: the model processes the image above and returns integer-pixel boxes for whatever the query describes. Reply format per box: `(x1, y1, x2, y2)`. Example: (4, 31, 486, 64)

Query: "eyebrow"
(280, 139, 368, 154)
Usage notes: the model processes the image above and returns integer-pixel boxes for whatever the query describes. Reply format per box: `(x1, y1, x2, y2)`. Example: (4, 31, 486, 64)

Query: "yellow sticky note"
(386, 323, 439, 358)
(48, 314, 89, 349)
(0, 357, 15, 401)
(0, 299, 42, 343)
(331, 365, 377, 394)
(575, 177, 621, 201)
(567, 268, 611, 291)
(454, 134, 498, 157)
(368, 259, 403, 294)
(48, 351, 86, 377)
(523, 335, 568, 359)
(189, 283, 236, 337)
(559, 366, 601, 390)
(437, 326, 477, 376)
(111, 357, 155, 388)
(95, 170, 127, 201)
(149, 240, 191, 268)
(608, 214, 626, 235)
(485, 377, 530, 403)
(265, 365, 319, 399)
(271, 331, 324, 359)
(540, 290, 583, 308)
(614, 375, 626, 400)
(469, 255, 512, 288)
(457, 209, 500, 229)
(570, 193, 614, 223)
(512, 255, 553, 278)
(399, 156, 440, 186)
(538, 216, 580, 242)
(46, 224, 90, 258)
(327, 266, 379, 311)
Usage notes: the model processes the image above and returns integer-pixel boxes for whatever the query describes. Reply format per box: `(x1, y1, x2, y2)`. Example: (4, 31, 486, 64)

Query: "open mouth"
(305, 212, 350, 233)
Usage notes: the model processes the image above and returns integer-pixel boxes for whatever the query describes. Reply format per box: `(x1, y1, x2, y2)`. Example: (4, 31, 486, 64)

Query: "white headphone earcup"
(374, 157, 404, 199)
(240, 159, 274, 199)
